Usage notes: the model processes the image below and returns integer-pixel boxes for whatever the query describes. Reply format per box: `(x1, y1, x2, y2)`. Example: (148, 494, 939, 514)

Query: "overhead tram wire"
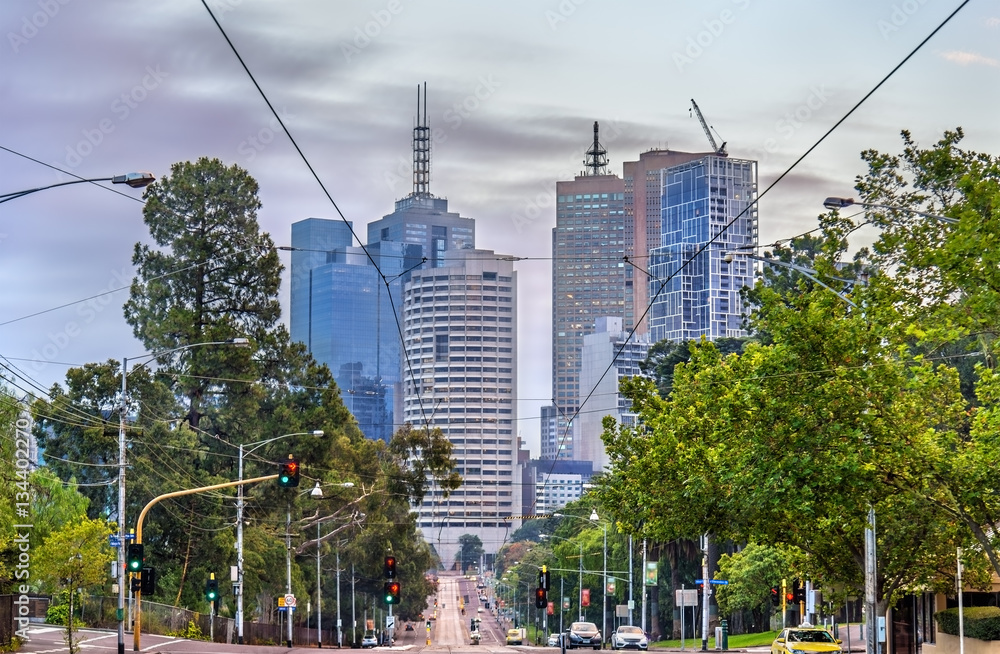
(201, 0, 438, 429)
(536, 0, 972, 510)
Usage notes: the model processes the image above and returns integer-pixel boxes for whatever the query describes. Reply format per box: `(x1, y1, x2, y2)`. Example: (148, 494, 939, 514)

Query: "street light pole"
(287, 505, 293, 648)
(117, 337, 246, 654)
(235, 429, 323, 644)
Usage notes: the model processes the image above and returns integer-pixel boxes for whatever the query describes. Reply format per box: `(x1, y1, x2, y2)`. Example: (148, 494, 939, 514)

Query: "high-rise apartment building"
(550, 123, 626, 460)
(403, 248, 518, 566)
(648, 155, 758, 342)
(577, 316, 650, 471)
(623, 149, 714, 334)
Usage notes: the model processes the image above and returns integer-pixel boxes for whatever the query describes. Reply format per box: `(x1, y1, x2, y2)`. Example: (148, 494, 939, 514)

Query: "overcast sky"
(2, 0, 997, 456)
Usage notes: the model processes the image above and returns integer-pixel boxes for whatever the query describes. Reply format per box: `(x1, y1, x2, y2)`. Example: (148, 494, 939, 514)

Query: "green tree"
(456, 534, 484, 574)
(34, 519, 114, 653)
(713, 543, 789, 632)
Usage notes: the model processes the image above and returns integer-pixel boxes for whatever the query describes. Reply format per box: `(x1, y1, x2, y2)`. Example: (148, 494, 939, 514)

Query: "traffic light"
(538, 565, 550, 590)
(141, 567, 156, 595)
(278, 455, 300, 488)
(793, 581, 806, 603)
(384, 555, 397, 578)
(205, 574, 219, 602)
(770, 586, 781, 606)
(126, 544, 144, 573)
(535, 587, 547, 609)
(384, 580, 400, 604)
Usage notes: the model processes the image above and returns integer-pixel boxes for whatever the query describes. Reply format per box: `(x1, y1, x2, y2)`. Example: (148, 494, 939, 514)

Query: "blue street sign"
(694, 579, 729, 585)
(109, 535, 121, 548)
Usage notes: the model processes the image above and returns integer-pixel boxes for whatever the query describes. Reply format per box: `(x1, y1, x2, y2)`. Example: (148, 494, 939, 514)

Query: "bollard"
(721, 620, 728, 651)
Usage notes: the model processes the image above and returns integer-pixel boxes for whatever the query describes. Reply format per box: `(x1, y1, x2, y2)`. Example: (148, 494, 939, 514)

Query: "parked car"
(507, 628, 524, 645)
(547, 633, 561, 647)
(771, 628, 842, 654)
(567, 622, 602, 650)
(611, 625, 648, 650)
(361, 630, 378, 648)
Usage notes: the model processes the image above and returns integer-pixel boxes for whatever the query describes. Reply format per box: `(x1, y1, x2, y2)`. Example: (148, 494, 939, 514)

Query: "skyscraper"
(289, 218, 418, 441)
(550, 123, 626, 460)
(623, 149, 714, 334)
(648, 155, 758, 342)
(290, 84, 476, 442)
(403, 248, 518, 566)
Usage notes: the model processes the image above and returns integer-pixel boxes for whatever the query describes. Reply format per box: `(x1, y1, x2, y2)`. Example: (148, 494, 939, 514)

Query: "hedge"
(936, 607, 1000, 641)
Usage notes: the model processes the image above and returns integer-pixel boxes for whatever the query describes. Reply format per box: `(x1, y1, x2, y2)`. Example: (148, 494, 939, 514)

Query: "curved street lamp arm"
(0, 173, 155, 205)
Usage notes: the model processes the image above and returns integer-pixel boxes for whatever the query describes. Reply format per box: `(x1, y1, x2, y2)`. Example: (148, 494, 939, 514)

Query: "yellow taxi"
(771, 627, 842, 654)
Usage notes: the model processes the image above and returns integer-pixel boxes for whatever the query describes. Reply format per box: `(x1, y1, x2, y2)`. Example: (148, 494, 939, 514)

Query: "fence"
(75, 596, 337, 646)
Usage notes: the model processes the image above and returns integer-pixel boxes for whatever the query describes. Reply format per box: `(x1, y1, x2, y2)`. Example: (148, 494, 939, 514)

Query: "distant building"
(648, 155, 758, 342)
(577, 317, 651, 471)
(289, 218, 418, 442)
(623, 149, 714, 335)
(522, 459, 595, 514)
(403, 248, 518, 566)
(552, 123, 627, 459)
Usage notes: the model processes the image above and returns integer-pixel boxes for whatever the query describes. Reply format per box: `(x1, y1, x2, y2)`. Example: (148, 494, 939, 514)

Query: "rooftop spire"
(584, 120, 608, 176)
(412, 82, 431, 197)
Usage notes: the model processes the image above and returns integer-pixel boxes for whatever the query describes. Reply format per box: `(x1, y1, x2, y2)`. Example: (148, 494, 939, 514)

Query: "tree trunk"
(174, 501, 196, 606)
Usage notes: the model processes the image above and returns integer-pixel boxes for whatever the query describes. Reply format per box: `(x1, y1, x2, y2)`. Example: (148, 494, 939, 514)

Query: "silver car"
(611, 625, 648, 650)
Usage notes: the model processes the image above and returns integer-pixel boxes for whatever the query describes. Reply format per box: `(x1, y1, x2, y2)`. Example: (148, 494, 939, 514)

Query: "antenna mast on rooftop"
(584, 121, 609, 175)
(413, 82, 431, 197)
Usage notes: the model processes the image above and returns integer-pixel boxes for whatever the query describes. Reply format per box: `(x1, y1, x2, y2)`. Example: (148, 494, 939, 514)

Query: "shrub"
(935, 607, 1000, 641)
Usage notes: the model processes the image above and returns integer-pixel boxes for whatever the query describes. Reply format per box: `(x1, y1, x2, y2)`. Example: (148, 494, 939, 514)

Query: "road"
(17, 572, 528, 653)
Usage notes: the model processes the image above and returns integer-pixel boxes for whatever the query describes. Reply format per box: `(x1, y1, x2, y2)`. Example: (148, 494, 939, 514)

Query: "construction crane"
(690, 98, 727, 157)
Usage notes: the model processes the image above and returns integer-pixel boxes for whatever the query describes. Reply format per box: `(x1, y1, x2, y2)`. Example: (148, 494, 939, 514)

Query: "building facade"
(551, 125, 628, 460)
(577, 316, 651, 471)
(623, 149, 714, 335)
(402, 249, 518, 566)
(648, 155, 758, 342)
(290, 218, 418, 442)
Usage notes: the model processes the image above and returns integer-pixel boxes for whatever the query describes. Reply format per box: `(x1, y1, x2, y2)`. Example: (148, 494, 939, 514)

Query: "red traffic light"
(535, 587, 547, 609)
(384, 580, 401, 604)
(278, 455, 300, 487)
(385, 556, 397, 578)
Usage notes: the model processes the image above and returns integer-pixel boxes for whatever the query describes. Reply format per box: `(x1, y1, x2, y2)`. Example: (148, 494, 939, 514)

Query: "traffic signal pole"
(131, 473, 278, 651)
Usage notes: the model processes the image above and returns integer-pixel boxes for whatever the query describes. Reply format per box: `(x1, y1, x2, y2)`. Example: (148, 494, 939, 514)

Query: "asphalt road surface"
(17, 572, 532, 653)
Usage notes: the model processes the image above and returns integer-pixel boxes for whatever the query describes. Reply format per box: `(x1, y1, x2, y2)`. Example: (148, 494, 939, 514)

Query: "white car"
(611, 625, 648, 650)
(361, 631, 378, 648)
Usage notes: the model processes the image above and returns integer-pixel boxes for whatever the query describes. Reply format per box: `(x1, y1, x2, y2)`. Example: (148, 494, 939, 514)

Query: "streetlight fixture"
(0, 172, 155, 204)
(823, 196, 957, 224)
(554, 511, 608, 644)
(116, 337, 248, 654)
(724, 251, 864, 309)
(233, 430, 324, 645)
(309, 481, 356, 649)
(541, 532, 585, 622)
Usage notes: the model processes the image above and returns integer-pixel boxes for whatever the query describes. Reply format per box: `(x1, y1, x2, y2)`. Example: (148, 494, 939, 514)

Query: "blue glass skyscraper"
(290, 218, 420, 442)
(648, 155, 758, 342)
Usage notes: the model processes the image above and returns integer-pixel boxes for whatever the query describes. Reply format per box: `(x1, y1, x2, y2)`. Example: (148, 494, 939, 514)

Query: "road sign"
(284, 594, 296, 608)
(676, 589, 698, 605)
(386, 616, 395, 629)
(694, 579, 729, 585)
(109, 535, 121, 548)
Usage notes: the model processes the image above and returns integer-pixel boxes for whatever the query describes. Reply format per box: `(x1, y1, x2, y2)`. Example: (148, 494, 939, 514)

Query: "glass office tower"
(648, 155, 758, 342)
(290, 218, 420, 442)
